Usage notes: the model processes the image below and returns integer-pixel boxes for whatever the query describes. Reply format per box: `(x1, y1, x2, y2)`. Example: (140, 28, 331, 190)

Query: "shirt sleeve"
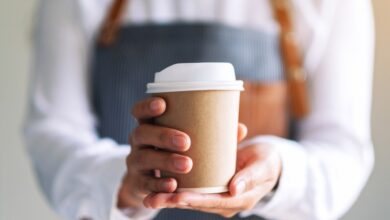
(240, 0, 375, 219)
(24, 0, 156, 219)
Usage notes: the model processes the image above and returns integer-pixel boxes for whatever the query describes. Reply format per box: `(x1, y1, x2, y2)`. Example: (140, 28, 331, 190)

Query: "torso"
(90, 1, 302, 219)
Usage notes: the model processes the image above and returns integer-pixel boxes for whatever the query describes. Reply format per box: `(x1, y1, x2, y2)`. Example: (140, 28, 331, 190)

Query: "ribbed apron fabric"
(91, 23, 284, 219)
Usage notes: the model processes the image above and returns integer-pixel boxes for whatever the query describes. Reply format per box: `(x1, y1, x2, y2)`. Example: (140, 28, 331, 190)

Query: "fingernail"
(236, 180, 246, 195)
(161, 180, 172, 191)
(150, 100, 161, 111)
(172, 135, 188, 148)
(174, 157, 189, 171)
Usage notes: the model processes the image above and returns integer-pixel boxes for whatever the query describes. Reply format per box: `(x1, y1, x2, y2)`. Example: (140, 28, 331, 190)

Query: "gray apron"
(91, 22, 284, 219)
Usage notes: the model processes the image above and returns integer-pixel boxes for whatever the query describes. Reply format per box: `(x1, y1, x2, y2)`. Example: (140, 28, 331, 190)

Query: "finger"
(134, 149, 193, 174)
(174, 189, 265, 216)
(229, 160, 267, 196)
(143, 192, 233, 210)
(237, 123, 248, 142)
(170, 192, 243, 211)
(130, 124, 190, 151)
(138, 176, 177, 195)
(143, 192, 177, 209)
(131, 97, 166, 120)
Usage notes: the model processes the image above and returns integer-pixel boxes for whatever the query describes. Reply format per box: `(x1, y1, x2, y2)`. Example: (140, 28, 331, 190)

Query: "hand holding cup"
(117, 97, 249, 209)
(117, 97, 192, 208)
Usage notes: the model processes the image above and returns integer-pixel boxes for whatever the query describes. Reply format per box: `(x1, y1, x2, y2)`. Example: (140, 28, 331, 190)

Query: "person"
(24, 0, 375, 219)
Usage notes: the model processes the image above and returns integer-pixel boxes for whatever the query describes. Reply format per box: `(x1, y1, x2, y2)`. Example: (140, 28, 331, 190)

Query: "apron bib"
(90, 0, 310, 218)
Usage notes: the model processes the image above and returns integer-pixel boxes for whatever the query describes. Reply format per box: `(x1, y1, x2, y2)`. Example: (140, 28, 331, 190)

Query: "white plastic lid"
(146, 63, 244, 93)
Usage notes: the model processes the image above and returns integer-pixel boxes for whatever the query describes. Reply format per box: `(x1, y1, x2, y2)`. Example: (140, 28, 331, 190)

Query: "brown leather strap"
(97, 0, 309, 118)
(98, 0, 128, 46)
(271, 0, 309, 118)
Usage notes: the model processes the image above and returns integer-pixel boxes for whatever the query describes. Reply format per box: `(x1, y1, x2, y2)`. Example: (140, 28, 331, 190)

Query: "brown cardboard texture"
(154, 90, 240, 193)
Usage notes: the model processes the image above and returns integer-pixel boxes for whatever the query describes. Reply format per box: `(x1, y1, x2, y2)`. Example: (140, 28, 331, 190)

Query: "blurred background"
(0, 0, 389, 219)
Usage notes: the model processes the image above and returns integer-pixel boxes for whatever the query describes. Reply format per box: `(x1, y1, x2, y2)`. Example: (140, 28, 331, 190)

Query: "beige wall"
(0, 1, 388, 219)
(0, 0, 59, 219)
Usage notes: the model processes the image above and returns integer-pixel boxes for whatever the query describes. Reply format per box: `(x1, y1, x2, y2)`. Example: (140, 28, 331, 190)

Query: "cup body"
(154, 90, 240, 193)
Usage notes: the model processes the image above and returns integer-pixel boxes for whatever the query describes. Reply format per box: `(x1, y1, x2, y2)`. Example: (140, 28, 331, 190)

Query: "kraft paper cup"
(146, 63, 243, 193)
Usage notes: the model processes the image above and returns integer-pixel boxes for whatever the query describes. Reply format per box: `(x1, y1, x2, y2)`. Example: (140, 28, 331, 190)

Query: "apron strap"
(98, 0, 128, 46)
(97, 0, 309, 119)
(270, 0, 309, 118)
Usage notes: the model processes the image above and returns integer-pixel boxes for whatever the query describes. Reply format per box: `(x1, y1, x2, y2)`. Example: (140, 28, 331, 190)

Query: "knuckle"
(130, 128, 140, 146)
(135, 151, 147, 166)
(149, 200, 159, 209)
(127, 166, 137, 177)
(156, 179, 168, 192)
(126, 159, 138, 175)
(167, 154, 176, 167)
(171, 193, 186, 204)
(141, 179, 150, 193)
(167, 154, 185, 172)
(126, 153, 136, 168)
(131, 102, 141, 117)
(147, 194, 161, 209)
(153, 179, 162, 192)
(159, 129, 171, 146)
(143, 99, 153, 113)
(133, 126, 143, 140)
(135, 179, 147, 195)
(131, 175, 145, 194)
(156, 153, 169, 170)
(215, 199, 228, 209)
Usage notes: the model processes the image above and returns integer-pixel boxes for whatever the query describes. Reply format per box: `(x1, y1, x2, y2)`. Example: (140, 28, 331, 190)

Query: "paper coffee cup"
(146, 63, 243, 193)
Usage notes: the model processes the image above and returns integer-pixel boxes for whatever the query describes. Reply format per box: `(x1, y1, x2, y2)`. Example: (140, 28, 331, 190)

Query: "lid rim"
(146, 80, 244, 94)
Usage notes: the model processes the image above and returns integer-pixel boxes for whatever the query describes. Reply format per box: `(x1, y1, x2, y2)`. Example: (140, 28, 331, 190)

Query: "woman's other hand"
(143, 142, 282, 218)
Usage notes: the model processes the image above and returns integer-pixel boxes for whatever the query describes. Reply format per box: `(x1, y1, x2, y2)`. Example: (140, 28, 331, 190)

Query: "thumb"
(229, 161, 262, 196)
(237, 123, 248, 142)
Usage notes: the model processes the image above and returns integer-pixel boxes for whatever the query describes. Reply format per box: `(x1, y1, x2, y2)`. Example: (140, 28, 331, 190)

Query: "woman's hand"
(143, 143, 282, 218)
(118, 97, 193, 208)
(118, 96, 281, 218)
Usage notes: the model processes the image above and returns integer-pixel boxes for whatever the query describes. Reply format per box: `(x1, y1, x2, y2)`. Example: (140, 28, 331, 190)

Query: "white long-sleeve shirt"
(24, 0, 375, 220)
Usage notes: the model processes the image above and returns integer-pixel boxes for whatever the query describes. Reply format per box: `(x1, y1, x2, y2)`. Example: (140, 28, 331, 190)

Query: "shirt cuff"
(238, 135, 308, 219)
